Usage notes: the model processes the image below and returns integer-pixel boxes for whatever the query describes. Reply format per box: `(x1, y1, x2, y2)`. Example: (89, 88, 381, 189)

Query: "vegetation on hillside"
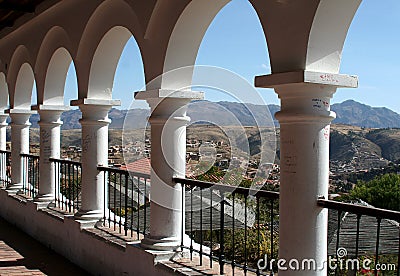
(349, 173, 400, 211)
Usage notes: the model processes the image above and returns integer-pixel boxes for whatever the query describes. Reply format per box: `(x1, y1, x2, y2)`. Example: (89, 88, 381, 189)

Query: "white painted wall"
(0, 189, 177, 276)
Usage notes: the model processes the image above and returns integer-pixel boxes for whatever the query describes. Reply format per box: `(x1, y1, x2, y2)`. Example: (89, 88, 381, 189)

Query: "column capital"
(135, 89, 203, 117)
(34, 105, 68, 126)
(70, 98, 121, 107)
(135, 89, 204, 102)
(6, 108, 36, 115)
(255, 70, 358, 98)
(71, 98, 120, 124)
(0, 113, 8, 126)
(6, 109, 35, 126)
(255, 71, 358, 124)
(32, 104, 69, 113)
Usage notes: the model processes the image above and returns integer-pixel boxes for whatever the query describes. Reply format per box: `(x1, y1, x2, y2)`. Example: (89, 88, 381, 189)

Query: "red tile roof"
(121, 158, 151, 175)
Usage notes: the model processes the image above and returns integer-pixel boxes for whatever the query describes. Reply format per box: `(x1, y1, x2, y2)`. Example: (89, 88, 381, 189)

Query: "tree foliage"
(350, 173, 400, 211)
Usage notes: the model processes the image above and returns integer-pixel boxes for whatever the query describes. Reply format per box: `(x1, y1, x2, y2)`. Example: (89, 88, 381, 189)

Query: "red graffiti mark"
(323, 126, 330, 140)
(320, 74, 339, 83)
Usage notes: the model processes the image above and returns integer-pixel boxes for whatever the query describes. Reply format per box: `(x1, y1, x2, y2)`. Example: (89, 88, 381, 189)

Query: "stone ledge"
(255, 70, 358, 89)
(83, 226, 143, 251)
(0, 187, 188, 275)
(39, 207, 67, 222)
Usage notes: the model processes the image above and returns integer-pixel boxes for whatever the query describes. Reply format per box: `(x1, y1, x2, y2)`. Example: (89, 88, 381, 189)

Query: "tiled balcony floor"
(0, 217, 89, 276)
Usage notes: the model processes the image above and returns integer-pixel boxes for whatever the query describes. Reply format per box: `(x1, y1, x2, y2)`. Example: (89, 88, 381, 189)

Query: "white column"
(255, 71, 357, 275)
(136, 89, 203, 251)
(34, 106, 67, 201)
(0, 114, 8, 151)
(7, 110, 33, 192)
(276, 89, 334, 275)
(0, 114, 8, 183)
(71, 99, 120, 220)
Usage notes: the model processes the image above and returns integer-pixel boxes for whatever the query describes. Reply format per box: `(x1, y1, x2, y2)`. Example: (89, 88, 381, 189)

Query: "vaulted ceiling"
(0, 0, 47, 30)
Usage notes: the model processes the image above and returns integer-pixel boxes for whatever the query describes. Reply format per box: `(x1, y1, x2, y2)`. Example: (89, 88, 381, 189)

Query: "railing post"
(33, 106, 67, 202)
(71, 98, 120, 220)
(6, 110, 34, 193)
(256, 71, 358, 275)
(135, 89, 203, 251)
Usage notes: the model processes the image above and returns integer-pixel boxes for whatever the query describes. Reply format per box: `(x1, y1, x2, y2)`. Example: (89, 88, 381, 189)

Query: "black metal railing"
(318, 198, 400, 276)
(21, 153, 39, 198)
(98, 166, 150, 239)
(0, 150, 11, 187)
(174, 177, 280, 275)
(50, 158, 82, 213)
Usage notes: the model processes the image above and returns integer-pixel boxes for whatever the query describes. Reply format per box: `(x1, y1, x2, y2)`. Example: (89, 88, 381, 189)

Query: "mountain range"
(26, 100, 400, 130)
(22, 100, 400, 166)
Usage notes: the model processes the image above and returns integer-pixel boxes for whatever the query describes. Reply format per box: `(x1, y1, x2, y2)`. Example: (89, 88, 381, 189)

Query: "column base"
(34, 193, 55, 202)
(6, 183, 23, 194)
(74, 209, 103, 221)
(141, 236, 181, 251)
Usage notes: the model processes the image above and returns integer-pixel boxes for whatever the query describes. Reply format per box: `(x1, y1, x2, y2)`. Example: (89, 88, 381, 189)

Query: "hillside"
(25, 100, 400, 130)
(23, 124, 400, 168)
(21, 100, 400, 166)
(365, 129, 400, 161)
(331, 100, 400, 128)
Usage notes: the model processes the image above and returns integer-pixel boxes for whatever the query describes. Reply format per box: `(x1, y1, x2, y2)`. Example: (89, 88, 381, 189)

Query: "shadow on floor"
(0, 217, 90, 275)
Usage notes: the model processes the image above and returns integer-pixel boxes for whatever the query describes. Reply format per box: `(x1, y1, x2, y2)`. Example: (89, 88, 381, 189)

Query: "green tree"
(350, 173, 400, 211)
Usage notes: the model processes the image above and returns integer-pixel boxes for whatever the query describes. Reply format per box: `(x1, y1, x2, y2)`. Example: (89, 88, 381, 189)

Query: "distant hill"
(17, 99, 400, 168)
(331, 100, 400, 128)
(329, 126, 383, 162)
(26, 100, 400, 129)
(24, 123, 400, 167)
(187, 101, 278, 127)
(28, 101, 280, 130)
(365, 129, 400, 161)
(328, 125, 400, 164)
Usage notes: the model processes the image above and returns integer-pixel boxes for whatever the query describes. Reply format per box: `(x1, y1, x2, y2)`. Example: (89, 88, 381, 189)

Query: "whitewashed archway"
(35, 26, 74, 106)
(0, 73, 8, 111)
(160, 0, 230, 90)
(12, 63, 35, 110)
(306, 0, 362, 73)
(87, 26, 132, 100)
(7, 45, 34, 109)
(76, 0, 143, 100)
(42, 48, 73, 106)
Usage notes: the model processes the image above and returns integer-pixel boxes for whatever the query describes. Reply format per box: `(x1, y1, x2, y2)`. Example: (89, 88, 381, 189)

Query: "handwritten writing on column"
(41, 129, 52, 164)
(43, 146, 51, 164)
(312, 99, 329, 111)
(82, 133, 97, 152)
(283, 155, 297, 174)
(41, 129, 50, 144)
(312, 98, 323, 109)
(82, 134, 91, 152)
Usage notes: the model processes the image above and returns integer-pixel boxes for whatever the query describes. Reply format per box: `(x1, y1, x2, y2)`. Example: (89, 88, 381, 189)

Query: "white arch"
(43, 48, 73, 105)
(0, 73, 8, 111)
(88, 26, 131, 100)
(7, 45, 34, 109)
(75, 0, 143, 100)
(160, 0, 229, 90)
(13, 63, 35, 110)
(34, 26, 74, 106)
(306, 0, 362, 73)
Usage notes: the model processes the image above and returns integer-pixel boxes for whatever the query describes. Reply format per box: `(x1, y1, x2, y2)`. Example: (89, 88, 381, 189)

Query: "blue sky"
(62, 0, 400, 112)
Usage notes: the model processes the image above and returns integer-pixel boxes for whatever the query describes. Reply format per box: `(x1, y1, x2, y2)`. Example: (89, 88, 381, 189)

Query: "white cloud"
(261, 63, 270, 70)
